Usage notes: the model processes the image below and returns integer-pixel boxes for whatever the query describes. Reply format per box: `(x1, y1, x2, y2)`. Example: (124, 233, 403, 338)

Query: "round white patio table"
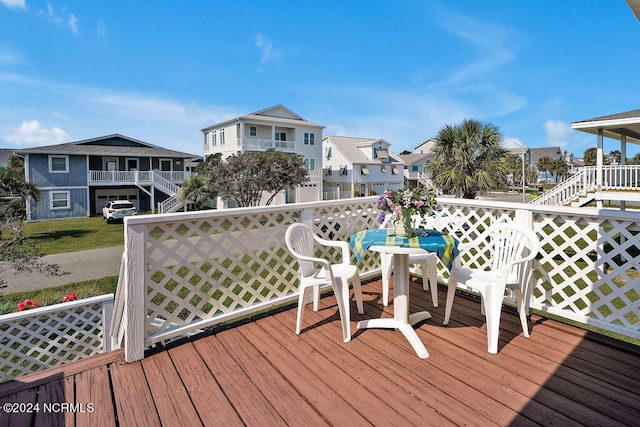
(357, 245, 432, 359)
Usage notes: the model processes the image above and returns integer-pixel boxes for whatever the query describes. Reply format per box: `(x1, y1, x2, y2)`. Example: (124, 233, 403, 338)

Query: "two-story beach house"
(17, 134, 199, 221)
(399, 152, 432, 189)
(322, 135, 405, 199)
(201, 105, 324, 206)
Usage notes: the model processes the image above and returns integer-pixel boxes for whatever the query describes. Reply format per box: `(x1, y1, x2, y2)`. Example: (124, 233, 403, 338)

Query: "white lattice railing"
(0, 295, 114, 382)
(117, 197, 640, 362)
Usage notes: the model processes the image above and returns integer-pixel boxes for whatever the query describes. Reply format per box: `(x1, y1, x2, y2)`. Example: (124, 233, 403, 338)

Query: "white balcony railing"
(238, 138, 296, 150)
(89, 170, 191, 184)
(112, 197, 640, 362)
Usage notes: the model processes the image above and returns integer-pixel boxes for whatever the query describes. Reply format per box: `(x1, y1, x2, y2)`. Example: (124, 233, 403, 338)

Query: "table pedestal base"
(357, 311, 431, 358)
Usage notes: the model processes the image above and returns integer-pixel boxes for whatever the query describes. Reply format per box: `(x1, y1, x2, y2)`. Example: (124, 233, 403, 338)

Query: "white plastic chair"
(443, 222, 540, 354)
(285, 223, 364, 342)
(380, 214, 439, 307)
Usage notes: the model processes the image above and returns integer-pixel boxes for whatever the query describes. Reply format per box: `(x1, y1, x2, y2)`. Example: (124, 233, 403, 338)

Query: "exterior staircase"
(134, 172, 183, 213)
(530, 165, 640, 206)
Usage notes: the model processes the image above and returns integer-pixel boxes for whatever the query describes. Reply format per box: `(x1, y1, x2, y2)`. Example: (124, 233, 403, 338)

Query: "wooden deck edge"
(0, 349, 125, 398)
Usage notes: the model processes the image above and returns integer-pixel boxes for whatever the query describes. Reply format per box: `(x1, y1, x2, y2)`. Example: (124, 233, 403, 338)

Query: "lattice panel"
(142, 200, 381, 339)
(311, 199, 381, 272)
(145, 209, 303, 334)
(0, 301, 108, 382)
(531, 211, 640, 330)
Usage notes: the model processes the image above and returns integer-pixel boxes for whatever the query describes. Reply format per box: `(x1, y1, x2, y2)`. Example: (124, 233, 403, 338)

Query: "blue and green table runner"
(349, 228, 459, 270)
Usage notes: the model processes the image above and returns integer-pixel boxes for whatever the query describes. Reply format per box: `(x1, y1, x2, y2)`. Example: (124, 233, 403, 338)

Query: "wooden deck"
(1, 278, 639, 426)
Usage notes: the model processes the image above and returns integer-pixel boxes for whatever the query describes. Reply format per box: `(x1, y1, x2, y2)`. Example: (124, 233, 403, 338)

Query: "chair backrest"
(485, 222, 540, 284)
(285, 223, 318, 277)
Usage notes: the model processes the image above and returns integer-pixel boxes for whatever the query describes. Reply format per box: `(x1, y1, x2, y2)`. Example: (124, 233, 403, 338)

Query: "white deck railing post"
(124, 221, 147, 362)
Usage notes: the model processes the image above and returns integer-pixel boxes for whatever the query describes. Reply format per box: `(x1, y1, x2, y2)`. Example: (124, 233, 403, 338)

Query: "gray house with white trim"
(17, 135, 199, 221)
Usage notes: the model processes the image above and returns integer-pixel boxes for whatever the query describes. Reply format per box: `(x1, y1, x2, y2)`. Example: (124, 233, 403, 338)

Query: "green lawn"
(0, 276, 118, 315)
(0, 217, 123, 313)
(24, 216, 125, 255)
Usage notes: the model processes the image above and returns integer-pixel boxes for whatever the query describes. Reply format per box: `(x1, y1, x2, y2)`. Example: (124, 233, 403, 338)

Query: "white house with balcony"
(322, 135, 405, 199)
(531, 109, 640, 207)
(399, 152, 432, 188)
(201, 105, 324, 206)
(16, 134, 198, 220)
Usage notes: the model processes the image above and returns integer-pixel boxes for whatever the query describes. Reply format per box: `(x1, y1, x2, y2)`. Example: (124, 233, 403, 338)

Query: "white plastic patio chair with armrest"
(443, 222, 540, 354)
(379, 214, 439, 307)
(285, 223, 364, 343)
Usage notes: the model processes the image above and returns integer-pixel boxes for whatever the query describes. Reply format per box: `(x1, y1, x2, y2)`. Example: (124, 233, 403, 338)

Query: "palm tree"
(427, 119, 507, 199)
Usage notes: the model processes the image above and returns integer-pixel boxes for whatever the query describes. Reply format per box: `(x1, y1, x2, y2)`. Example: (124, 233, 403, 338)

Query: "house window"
(104, 158, 117, 171)
(51, 191, 70, 209)
(361, 166, 369, 175)
(212, 131, 217, 146)
(49, 155, 69, 173)
(391, 166, 399, 174)
(374, 148, 389, 160)
(275, 132, 286, 141)
(250, 126, 257, 137)
(305, 158, 315, 171)
(412, 165, 419, 172)
(220, 129, 225, 145)
(381, 165, 387, 173)
(304, 132, 315, 145)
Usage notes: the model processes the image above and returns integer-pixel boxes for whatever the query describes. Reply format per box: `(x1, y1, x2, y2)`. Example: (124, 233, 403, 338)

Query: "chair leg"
(514, 288, 530, 338)
(312, 284, 320, 312)
(419, 256, 439, 307)
(483, 285, 506, 354)
(333, 277, 352, 343)
(381, 253, 393, 306)
(351, 273, 364, 314)
(296, 286, 308, 335)
(443, 276, 458, 325)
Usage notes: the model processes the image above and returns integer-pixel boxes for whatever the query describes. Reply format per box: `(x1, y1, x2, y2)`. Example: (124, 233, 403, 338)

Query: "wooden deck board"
(193, 335, 287, 426)
(109, 359, 161, 427)
(166, 343, 244, 427)
(141, 350, 202, 426)
(1, 278, 639, 427)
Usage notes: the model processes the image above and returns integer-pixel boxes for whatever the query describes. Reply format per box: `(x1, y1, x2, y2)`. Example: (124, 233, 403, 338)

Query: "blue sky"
(1, 0, 639, 158)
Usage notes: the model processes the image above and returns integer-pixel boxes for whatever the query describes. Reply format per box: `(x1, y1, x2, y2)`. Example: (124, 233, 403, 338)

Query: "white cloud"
(97, 20, 107, 37)
(37, 3, 78, 34)
(544, 120, 573, 147)
(255, 34, 282, 65)
(430, 11, 517, 90)
(0, 71, 239, 154)
(68, 13, 78, 34)
(4, 120, 71, 146)
(0, 0, 25, 10)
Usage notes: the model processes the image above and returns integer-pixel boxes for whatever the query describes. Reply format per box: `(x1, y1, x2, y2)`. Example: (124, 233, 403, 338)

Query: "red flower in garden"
(63, 291, 77, 302)
(17, 299, 38, 311)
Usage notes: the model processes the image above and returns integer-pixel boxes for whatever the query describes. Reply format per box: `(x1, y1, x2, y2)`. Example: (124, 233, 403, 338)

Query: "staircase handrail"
(152, 171, 181, 195)
(158, 194, 182, 213)
(530, 166, 597, 205)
